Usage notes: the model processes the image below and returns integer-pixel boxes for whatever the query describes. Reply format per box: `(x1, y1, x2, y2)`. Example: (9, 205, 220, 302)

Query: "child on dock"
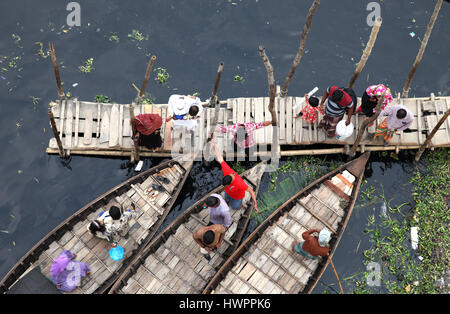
(297, 94, 323, 124)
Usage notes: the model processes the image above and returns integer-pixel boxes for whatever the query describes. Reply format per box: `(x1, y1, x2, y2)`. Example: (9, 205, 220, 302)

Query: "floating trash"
(409, 32, 415, 38)
(411, 227, 418, 250)
(72, 83, 78, 87)
(380, 202, 387, 218)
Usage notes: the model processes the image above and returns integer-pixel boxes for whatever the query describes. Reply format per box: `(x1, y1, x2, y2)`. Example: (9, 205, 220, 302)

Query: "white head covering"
(168, 94, 201, 116)
(318, 229, 331, 247)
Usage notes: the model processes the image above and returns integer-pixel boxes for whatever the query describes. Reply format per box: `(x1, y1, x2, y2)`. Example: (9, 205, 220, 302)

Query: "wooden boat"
(202, 152, 370, 294)
(108, 161, 267, 294)
(0, 154, 194, 294)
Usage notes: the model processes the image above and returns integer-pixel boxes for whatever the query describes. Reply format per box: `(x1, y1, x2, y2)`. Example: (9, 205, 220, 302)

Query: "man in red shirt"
(291, 228, 330, 259)
(211, 140, 258, 212)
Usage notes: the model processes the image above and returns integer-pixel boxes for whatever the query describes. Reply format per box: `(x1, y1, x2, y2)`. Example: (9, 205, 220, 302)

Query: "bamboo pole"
(280, 0, 321, 97)
(49, 43, 65, 101)
(130, 103, 140, 163)
(211, 62, 224, 101)
(138, 55, 156, 105)
(348, 17, 382, 89)
(328, 256, 344, 294)
(349, 96, 385, 157)
(48, 107, 65, 158)
(415, 107, 450, 161)
(402, 0, 443, 98)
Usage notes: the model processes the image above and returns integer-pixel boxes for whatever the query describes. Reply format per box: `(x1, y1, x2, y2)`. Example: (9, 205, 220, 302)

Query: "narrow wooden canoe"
(0, 154, 194, 294)
(108, 161, 267, 294)
(202, 152, 370, 294)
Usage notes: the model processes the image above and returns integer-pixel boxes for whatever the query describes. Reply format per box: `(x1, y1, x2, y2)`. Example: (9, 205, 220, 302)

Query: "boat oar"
(328, 255, 344, 294)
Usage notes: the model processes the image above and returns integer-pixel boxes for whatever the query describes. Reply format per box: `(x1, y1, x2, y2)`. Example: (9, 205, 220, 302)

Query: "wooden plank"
(285, 97, 293, 144)
(163, 107, 173, 151)
(59, 100, 66, 141)
(232, 99, 238, 124)
(264, 98, 272, 144)
(99, 107, 110, 144)
(279, 97, 286, 140)
(253, 98, 265, 144)
(416, 99, 423, 145)
(237, 98, 245, 124)
(118, 105, 124, 147)
(109, 104, 120, 147)
(83, 108, 93, 145)
(245, 98, 251, 123)
(74, 100, 80, 147)
(65, 100, 73, 148)
(96, 102, 101, 138)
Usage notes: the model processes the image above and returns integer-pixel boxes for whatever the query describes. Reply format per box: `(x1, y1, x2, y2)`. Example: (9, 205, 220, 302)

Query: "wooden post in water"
(349, 96, 385, 157)
(49, 43, 65, 101)
(48, 108, 65, 158)
(259, 45, 279, 161)
(415, 108, 450, 161)
(348, 17, 382, 89)
(402, 0, 443, 98)
(258, 46, 277, 126)
(137, 56, 156, 105)
(280, 0, 320, 97)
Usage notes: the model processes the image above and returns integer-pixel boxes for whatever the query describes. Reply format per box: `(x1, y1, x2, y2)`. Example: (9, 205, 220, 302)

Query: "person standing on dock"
(371, 105, 414, 145)
(357, 84, 393, 117)
(291, 229, 331, 259)
(205, 194, 232, 228)
(193, 224, 226, 261)
(211, 140, 259, 212)
(166, 94, 203, 130)
(297, 94, 324, 124)
(318, 86, 356, 137)
(134, 113, 163, 150)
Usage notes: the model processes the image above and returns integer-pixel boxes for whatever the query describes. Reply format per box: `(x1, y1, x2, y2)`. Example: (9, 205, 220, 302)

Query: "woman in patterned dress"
(358, 84, 393, 117)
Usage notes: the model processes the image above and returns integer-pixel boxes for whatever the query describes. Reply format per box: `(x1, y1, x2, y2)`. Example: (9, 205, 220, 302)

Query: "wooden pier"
(46, 94, 450, 158)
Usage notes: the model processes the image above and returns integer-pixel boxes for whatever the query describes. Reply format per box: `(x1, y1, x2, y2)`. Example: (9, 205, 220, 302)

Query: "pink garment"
(365, 84, 393, 113)
(220, 122, 265, 148)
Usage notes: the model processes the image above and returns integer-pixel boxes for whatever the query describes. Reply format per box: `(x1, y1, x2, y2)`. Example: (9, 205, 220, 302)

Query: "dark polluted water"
(0, 0, 449, 293)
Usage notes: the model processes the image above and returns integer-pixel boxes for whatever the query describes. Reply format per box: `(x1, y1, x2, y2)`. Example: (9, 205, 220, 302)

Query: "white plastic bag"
(336, 120, 354, 141)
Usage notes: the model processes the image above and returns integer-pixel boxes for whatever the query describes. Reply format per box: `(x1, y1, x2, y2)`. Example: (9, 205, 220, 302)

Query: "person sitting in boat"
(49, 250, 90, 292)
(87, 204, 135, 246)
(193, 224, 226, 261)
(297, 94, 324, 124)
(134, 113, 163, 150)
(357, 84, 393, 117)
(204, 194, 231, 228)
(291, 229, 331, 260)
(318, 86, 356, 138)
(371, 105, 414, 145)
(211, 140, 258, 212)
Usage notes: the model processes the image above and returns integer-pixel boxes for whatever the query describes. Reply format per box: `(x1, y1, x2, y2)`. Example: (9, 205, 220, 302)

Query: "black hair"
(89, 220, 106, 235)
(203, 230, 215, 245)
(222, 175, 233, 186)
(309, 96, 319, 107)
(206, 196, 220, 207)
(331, 89, 344, 102)
(189, 105, 199, 117)
(396, 109, 407, 119)
(109, 206, 122, 220)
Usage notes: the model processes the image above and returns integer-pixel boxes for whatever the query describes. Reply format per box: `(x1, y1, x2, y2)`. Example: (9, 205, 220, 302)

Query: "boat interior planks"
(202, 152, 370, 294)
(108, 162, 267, 294)
(0, 155, 194, 294)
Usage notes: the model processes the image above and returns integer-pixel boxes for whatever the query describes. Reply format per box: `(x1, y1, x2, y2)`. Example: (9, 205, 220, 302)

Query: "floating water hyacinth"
(79, 58, 94, 73)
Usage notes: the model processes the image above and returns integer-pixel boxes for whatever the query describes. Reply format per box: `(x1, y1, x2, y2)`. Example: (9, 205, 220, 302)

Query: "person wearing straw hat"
(291, 228, 331, 259)
(134, 113, 163, 150)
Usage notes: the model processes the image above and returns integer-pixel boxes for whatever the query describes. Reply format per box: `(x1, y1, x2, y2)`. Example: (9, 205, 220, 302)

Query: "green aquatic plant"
(128, 29, 147, 42)
(79, 58, 94, 73)
(109, 33, 120, 43)
(95, 94, 110, 103)
(233, 75, 245, 83)
(154, 67, 170, 85)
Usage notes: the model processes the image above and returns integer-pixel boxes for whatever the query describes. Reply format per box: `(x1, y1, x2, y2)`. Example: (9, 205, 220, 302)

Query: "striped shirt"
(325, 86, 354, 117)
